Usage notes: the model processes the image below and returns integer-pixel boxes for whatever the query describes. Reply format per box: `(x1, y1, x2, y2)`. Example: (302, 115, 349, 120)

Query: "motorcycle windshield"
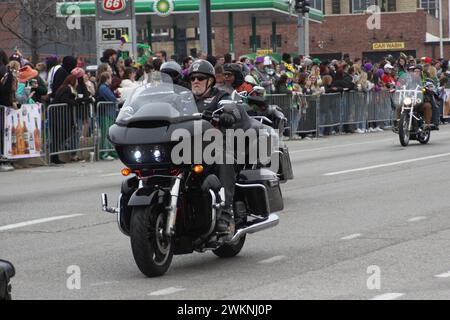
(394, 72, 423, 106)
(116, 81, 198, 125)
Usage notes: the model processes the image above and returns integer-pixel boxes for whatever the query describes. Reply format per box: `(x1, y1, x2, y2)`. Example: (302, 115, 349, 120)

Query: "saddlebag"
(278, 145, 294, 182)
(236, 169, 284, 217)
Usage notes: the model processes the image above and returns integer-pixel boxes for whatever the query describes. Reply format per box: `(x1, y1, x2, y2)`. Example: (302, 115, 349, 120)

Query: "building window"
(271, 35, 282, 48)
(332, 0, 341, 14)
(420, 0, 438, 18)
(152, 28, 170, 37)
(351, 0, 377, 13)
(310, 0, 324, 12)
(387, 0, 396, 12)
(249, 35, 261, 49)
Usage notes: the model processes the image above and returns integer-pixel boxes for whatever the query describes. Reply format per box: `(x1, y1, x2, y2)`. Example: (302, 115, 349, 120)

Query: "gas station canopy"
(57, 0, 324, 27)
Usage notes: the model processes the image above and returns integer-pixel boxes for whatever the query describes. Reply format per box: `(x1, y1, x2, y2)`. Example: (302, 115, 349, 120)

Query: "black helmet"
(223, 63, 244, 88)
(188, 59, 215, 78)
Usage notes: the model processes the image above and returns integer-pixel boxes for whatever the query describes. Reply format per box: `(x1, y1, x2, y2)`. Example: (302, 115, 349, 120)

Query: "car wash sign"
(96, 0, 136, 63)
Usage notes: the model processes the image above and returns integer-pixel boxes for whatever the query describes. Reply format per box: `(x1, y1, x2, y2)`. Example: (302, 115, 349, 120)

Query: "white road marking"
(0, 214, 85, 231)
(340, 233, 362, 240)
(324, 153, 450, 176)
(290, 139, 392, 154)
(371, 293, 405, 300)
(148, 287, 185, 296)
(435, 272, 450, 278)
(258, 256, 286, 264)
(407, 216, 427, 222)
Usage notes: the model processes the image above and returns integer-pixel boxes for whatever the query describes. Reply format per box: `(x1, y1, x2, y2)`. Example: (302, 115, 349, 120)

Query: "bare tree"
(0, 0, 74, 64)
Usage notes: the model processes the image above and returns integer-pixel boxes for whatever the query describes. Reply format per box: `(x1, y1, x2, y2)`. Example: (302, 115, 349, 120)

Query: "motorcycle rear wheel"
(398, 113, 410, 147)
(130, 205, 174, 277)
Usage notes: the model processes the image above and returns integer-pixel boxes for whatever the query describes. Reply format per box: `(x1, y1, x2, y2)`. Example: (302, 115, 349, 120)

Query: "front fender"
(128, 188, 161, 207)
(117, 188, 164, 237)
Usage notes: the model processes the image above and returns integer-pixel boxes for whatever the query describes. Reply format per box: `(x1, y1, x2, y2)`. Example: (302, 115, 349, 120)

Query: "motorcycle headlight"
(403, 97, 412, 106)
(118, 144, 170, 166)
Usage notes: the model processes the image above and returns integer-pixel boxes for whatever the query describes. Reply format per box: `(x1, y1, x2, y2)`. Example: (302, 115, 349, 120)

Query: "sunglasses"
(190, 75, 208, 82)
(224, 73, 233, 78)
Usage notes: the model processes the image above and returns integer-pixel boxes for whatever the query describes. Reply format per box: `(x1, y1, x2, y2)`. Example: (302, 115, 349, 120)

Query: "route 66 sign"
(102, 0, 126, 14)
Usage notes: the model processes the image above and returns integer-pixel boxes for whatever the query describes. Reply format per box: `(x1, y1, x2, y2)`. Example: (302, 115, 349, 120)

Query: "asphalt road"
(1, 125, 450, 300)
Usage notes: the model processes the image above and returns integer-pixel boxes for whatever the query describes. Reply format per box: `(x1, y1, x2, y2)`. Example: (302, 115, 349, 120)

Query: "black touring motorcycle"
(101, 83, 292, 277)
(394, 82, 439, 147)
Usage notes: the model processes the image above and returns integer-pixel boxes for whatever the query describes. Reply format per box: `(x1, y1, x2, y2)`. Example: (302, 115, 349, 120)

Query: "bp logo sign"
(154, 0, 174, 17)
(102, 0, 126, 13)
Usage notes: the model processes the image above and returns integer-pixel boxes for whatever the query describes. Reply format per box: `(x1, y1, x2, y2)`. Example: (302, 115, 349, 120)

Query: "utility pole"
(199, 0, 212, 55)
(304, 11, 310, 56)
(293, 0, 311, 56)
(439, 0, 444, 59)
(297, 14, 305, 56)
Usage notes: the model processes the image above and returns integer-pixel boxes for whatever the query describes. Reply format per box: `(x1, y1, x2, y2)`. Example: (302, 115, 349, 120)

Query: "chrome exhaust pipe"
(229, 213, 279, 244)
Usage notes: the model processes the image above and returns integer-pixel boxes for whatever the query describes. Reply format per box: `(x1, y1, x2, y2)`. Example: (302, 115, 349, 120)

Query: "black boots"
(216, 207, 235, 236)
(50, 155, 65, 165)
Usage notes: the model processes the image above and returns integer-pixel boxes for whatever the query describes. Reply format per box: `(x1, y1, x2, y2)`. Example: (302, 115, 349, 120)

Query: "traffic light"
(295, 0, 310, 14)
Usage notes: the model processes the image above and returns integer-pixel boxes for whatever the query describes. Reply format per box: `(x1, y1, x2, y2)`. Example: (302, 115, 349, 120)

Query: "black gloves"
(219, 112, 236, 128)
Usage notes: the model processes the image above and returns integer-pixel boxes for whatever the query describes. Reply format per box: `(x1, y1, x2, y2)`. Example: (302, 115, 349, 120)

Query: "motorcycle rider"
(187, 59, 240, 236)
(394, 66, 433, 131)
(223, 63, 254, 95)
(160, 61, 190, 89)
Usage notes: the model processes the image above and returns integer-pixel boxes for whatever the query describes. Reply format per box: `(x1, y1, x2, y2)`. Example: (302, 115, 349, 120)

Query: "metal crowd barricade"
(0, 106, 5, 160)
(266, 94, 295, 137)
(266, 90, 398, 140)
(45, 102, 95, 164)
(298, 95, 319, 136)
(339, 91, 367, 132)
(96, 101, 119, 159)
(318, 93, 341, 135)
(441, 89, 450, 121)
(367, 90, 395, 127)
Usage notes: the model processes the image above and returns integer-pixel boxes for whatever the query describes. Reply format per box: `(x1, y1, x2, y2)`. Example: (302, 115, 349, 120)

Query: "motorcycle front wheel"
(130, 205, 174, 277)
(213, 235, 246, 258)
(398, 113, 410, 147)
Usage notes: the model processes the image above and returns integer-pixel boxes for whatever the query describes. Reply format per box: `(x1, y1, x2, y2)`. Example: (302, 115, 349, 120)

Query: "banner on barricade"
(2, 104, 42, 159)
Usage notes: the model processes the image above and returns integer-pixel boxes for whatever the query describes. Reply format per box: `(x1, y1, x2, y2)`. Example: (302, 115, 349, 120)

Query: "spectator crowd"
(1, 45, 450, 171)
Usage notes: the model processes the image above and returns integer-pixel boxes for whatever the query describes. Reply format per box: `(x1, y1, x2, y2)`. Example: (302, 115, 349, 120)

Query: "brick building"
(215, 0, 450, 61)
(3, 0, 450, 64)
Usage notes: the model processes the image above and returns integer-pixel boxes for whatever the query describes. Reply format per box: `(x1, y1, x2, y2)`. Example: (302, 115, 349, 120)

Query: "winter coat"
(97, 84, 117, 103)
(0, 67, 17, 107)
(51, 56, 77, 99)
(54, 85, 77, 107)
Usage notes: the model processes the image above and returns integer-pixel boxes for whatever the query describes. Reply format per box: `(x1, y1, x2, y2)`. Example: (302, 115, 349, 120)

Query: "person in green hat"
(312, 58, 322, 66)
(136, 43, 153, 67)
